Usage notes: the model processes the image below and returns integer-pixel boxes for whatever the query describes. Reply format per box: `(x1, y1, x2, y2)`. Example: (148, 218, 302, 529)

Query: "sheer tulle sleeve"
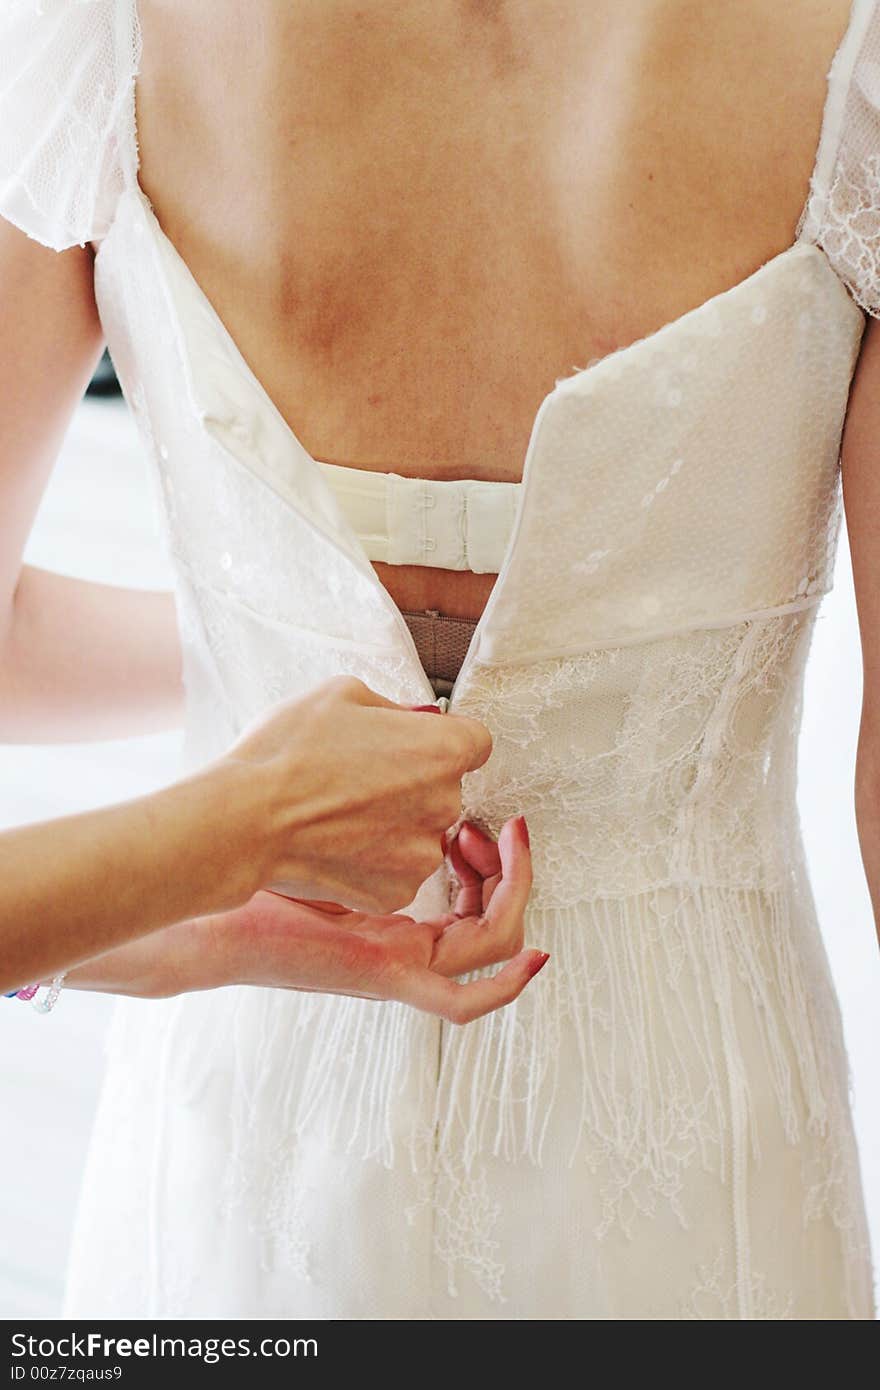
(0, 0, 141, 252)
(797, 0, 880, 319)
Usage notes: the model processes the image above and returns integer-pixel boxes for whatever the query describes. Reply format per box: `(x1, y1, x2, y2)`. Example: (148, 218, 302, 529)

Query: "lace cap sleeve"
(0, 0, 142, 251)
(798, 0, 880, 318)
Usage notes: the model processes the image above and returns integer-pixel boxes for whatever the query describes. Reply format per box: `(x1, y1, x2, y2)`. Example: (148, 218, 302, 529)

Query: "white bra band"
(316, 459, 521, 573)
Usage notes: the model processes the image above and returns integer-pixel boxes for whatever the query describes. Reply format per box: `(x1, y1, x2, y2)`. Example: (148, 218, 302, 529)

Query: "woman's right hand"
(214, 676, 494, 914)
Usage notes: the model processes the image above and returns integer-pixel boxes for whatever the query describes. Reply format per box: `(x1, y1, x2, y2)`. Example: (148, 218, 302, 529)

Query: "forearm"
(0, 761, 263, 994)
(60, 914, 228, 999)
(0, 566, 184, 742)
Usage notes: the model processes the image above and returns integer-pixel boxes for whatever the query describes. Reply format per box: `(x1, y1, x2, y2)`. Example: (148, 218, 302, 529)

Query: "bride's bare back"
(132, 0, 854, 618)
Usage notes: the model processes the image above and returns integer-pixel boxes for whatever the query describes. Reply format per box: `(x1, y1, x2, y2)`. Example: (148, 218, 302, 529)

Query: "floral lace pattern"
(796, 0, 880, 319)
(804, 151, 880, 316)
(0, 2, 142, 250)
(681, 1250, 795, 1321)
(455, 612, 815, 907)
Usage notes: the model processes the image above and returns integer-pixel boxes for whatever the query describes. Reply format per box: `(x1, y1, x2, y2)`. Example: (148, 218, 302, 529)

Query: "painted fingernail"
(517, 815, 530, 848)
(528, 951, 550, 978)
(412, 704, 442, 713)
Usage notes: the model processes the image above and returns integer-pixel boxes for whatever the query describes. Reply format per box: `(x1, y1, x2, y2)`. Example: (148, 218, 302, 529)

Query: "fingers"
(430, 911, 503, 977)
(451, 820, 503, 914)
(447, 830, 485, 919)
(481, 816, 532, 930)
(326, 675, 406, 711)
(444, 714, 493, 772)
(325, 678, 492, 774)
(434, 817, 532, 976)
(393, 949, 550, 1024)
(456, 820, 502, 879)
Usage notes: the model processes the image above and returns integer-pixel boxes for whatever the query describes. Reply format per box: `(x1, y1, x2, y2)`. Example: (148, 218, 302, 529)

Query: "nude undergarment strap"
(401, 608, 479, 698)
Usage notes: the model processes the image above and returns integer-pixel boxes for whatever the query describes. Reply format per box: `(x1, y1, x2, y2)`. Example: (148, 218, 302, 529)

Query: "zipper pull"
(436, 696, 450, 713)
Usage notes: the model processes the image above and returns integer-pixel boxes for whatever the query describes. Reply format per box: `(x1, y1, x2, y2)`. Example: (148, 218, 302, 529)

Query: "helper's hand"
(213, 676, 493, 914)
(65, 819, 547, 1023)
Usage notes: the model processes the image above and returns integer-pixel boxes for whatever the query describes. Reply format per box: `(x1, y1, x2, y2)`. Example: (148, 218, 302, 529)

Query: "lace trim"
(203, 883, 871, 1314)
(796, 0, 880, 318)
(800, 151, 880, 317)
(0, 0, 142, 250)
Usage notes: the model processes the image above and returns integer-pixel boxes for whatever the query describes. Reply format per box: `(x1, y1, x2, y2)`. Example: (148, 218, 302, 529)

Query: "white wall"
(0, 399, 181, 1316)
(0, 396, 877, 1316)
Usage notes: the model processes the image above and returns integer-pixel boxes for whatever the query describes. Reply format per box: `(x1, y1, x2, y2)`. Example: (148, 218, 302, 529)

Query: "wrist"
(211, 749, 316, 903)
(154, 759, 269, 916)
(63, 913, 234, 998)
(163, 913, 241, 994)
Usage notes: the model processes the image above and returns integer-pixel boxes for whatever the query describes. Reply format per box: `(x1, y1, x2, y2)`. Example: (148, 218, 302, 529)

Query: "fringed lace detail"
(200, 877, 870, 1313)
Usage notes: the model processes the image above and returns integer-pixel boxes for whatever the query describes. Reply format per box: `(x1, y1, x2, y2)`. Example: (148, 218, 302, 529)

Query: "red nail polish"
(517, 815, 530, 848)
(528, 951, 550, 978)
(412, 704, 441, 713)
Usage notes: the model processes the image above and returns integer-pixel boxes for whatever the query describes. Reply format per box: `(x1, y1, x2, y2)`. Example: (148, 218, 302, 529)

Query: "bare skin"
(66, 818, 545, 1026)
(3, 0, 880, 1003)
(841, 317, 880, 946)
(0, 676, 506, 987)
(131, 0, 861, 618)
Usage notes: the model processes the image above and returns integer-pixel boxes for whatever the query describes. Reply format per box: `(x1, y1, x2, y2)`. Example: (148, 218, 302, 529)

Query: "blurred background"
(0, 355, 878, 1316)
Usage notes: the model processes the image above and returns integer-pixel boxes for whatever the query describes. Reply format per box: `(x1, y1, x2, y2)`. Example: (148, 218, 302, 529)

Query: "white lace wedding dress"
(2, 0, 878, 1318)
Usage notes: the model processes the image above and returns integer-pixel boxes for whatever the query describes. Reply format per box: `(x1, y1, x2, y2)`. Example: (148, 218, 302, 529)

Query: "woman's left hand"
(65, 818, 547, 1024)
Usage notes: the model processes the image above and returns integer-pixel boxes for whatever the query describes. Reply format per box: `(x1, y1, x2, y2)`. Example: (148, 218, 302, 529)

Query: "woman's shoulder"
(0, 0, 141, 252)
